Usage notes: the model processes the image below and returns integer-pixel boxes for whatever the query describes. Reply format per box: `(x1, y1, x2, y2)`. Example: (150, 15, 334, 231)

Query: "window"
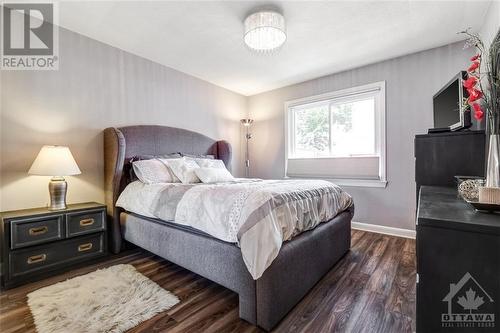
(285, 81, 386, 187)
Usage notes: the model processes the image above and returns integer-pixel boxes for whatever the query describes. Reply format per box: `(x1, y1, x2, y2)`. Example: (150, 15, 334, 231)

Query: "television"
(432, 71, 472, 132)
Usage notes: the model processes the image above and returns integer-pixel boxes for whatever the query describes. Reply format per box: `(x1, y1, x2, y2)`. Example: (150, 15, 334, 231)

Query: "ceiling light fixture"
(244, 10, 286, 53)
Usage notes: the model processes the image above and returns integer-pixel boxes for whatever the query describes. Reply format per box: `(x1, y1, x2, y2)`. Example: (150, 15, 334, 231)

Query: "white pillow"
(132, 159, 175, 184)
(157, 158, 183, 182)
(162, 157, 200, 184)
(194, 158, 226, 169)
(195, 167, 234, 183)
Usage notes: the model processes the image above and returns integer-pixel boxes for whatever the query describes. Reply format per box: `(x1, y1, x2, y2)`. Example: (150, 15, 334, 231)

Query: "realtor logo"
(442, 272, 495, 329)
(1, 1, 59, 69)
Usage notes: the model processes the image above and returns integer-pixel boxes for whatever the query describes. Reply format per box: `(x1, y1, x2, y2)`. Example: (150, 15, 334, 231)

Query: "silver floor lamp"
(240, 118, 253, 177)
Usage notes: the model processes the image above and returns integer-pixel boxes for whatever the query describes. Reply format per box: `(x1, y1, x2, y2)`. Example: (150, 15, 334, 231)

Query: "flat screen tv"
(432, 71, 471, 131)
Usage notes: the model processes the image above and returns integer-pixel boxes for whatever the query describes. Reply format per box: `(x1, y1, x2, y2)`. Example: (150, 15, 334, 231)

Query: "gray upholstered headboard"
(103, 125, 232, 253)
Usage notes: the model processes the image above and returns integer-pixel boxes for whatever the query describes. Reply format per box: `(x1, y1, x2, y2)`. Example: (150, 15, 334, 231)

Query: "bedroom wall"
(247, 42, 474, 231)
(479, 0, 499, 47)
(0, 27, 247, 211)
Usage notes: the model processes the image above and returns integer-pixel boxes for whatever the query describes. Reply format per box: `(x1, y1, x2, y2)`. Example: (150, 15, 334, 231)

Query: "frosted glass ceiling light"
(244, 10, 286, 53)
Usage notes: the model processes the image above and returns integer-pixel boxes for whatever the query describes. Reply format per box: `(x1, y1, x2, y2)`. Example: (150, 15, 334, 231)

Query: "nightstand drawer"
(9, 233, 104, 279)
(66, 209, 105, 237)
(10, 215, 64, 249)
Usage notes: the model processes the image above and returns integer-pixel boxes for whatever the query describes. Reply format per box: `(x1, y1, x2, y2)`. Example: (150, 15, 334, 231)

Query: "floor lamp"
(240, 118, 253, 177)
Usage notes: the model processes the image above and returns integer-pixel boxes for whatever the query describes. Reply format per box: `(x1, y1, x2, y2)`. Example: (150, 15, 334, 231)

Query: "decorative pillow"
(195, 167, 234, 183)
(132, 159, 176, 184)
(162, 157, 200, 184)
(158, 153, 182, 159)
(128, 153, 181, 181)
(181, 153, 215, 159)
(130, 153, 181, 163)
(157, 158, 183, 183)
(194, 158, 226, 169)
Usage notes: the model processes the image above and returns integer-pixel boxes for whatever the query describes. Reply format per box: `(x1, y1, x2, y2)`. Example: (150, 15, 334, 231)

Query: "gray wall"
(480, 1, 499, 47)
(2, 15, 496, 228)
(247, 42, 473, 231)
(0, 27, 247, 211)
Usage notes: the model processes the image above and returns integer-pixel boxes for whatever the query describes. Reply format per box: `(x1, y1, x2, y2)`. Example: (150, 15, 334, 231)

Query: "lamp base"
(48, 177, 67, 210)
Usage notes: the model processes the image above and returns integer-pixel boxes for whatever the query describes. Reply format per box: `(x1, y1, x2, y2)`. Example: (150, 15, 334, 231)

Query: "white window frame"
(284, 81, 387, 188)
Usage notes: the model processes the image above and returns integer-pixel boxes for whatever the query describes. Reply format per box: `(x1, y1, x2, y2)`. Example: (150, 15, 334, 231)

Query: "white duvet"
(116, 179, 352, 279)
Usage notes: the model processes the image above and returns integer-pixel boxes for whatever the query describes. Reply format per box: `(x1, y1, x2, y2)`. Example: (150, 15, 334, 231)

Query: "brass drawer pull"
(78, 243, 93, 252)
(79, 218, 95, 226)
(29, 226, 48, 236)
(27, 254, 47, 264)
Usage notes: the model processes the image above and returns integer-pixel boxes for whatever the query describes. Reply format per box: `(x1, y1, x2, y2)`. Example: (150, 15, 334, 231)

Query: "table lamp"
(28, 145, 81, 210)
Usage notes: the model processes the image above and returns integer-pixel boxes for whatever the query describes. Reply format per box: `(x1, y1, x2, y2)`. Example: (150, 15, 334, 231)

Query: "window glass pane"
(330, 98, 375, 156)
(293, 103, 329, 157)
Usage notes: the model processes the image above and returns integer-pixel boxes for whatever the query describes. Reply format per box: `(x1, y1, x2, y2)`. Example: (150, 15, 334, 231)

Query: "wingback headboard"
(103, 125, 232, 253)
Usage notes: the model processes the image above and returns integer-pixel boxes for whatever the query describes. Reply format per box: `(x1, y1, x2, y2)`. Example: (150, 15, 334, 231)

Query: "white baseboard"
(351, 221, 416, 239)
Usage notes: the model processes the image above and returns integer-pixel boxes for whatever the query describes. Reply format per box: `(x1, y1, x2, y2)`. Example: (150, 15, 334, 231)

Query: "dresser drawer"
(10, 215, 64, 249)
(9, 233, 104, 279)
(65, 209, 105, 237)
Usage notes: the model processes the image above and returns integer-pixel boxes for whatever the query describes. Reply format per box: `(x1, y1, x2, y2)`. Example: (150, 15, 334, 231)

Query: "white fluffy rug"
(27, 264, 179, 333)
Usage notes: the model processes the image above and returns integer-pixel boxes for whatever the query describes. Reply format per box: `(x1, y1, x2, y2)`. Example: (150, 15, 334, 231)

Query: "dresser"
(416, 186, 500, 332)
(414, 130, 486, 199)
(0, 202, 107, 289)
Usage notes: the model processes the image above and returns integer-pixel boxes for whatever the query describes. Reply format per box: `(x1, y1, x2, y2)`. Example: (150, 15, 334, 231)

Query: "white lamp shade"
(28, 145, 81, 176)
(244, 11, 286, 52)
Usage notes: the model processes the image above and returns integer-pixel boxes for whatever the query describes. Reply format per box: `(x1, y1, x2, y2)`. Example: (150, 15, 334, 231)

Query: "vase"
(485, 134, 500, 188)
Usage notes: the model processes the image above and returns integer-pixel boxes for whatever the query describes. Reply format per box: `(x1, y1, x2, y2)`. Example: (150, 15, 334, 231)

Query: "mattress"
(125, 211, 214, 239)
(116, 179, 353, 279)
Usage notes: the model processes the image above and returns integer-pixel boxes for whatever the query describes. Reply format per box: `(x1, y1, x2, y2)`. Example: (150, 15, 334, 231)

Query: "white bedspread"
(116, 179, 352, 279)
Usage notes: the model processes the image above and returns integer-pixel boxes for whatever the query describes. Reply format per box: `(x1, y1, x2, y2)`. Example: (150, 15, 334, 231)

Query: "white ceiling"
(57, 1, 492, 96)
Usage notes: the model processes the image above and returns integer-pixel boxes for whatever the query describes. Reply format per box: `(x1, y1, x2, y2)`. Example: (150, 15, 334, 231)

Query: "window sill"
(286, 175, 388, 188)
(331, 178, 387, 188)
(287, 155, 379, 160)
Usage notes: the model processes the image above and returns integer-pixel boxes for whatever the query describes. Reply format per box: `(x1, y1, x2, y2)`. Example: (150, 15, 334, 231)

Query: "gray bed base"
(120, 209, 352, 331)
(104, 125, 353, 331)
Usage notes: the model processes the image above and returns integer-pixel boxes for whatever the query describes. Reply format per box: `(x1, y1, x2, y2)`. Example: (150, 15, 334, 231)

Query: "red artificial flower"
(472, 103, 484, 120)
(468, 61, 480, 72)
(467, 88, 483, 102)
(470, 54, 481, 61)
(463, 76, 478, 89)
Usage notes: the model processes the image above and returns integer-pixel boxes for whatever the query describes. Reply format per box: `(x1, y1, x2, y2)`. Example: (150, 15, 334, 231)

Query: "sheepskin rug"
(27, 264, 179, 333)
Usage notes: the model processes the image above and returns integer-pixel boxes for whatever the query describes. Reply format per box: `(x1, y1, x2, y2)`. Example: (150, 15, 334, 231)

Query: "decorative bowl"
(455, 176, 485, 201)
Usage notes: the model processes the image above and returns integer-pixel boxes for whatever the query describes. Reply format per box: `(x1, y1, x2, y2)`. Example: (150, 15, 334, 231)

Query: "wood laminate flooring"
(0, 230, 416, 333)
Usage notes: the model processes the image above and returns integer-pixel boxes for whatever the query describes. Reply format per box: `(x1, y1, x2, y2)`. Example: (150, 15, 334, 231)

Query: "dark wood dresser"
(0, 202, 107, 289)
(416, 186, 500, 332)
(414, 130, 486, 198)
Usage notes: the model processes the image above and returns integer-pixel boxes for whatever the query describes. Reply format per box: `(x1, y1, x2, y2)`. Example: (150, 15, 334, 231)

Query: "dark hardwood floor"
(0, 230, 416, 333)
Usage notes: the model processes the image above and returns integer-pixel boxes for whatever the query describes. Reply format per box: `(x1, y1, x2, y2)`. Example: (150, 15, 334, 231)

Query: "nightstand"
(0, 202, 107, 289)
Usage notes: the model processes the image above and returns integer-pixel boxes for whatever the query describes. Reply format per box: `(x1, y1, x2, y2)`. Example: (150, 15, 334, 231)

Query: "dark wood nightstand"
(0, 202, 107, 289)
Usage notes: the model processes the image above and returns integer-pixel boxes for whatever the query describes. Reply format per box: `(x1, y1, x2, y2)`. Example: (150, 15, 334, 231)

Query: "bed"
(103, 125, 354, 331)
